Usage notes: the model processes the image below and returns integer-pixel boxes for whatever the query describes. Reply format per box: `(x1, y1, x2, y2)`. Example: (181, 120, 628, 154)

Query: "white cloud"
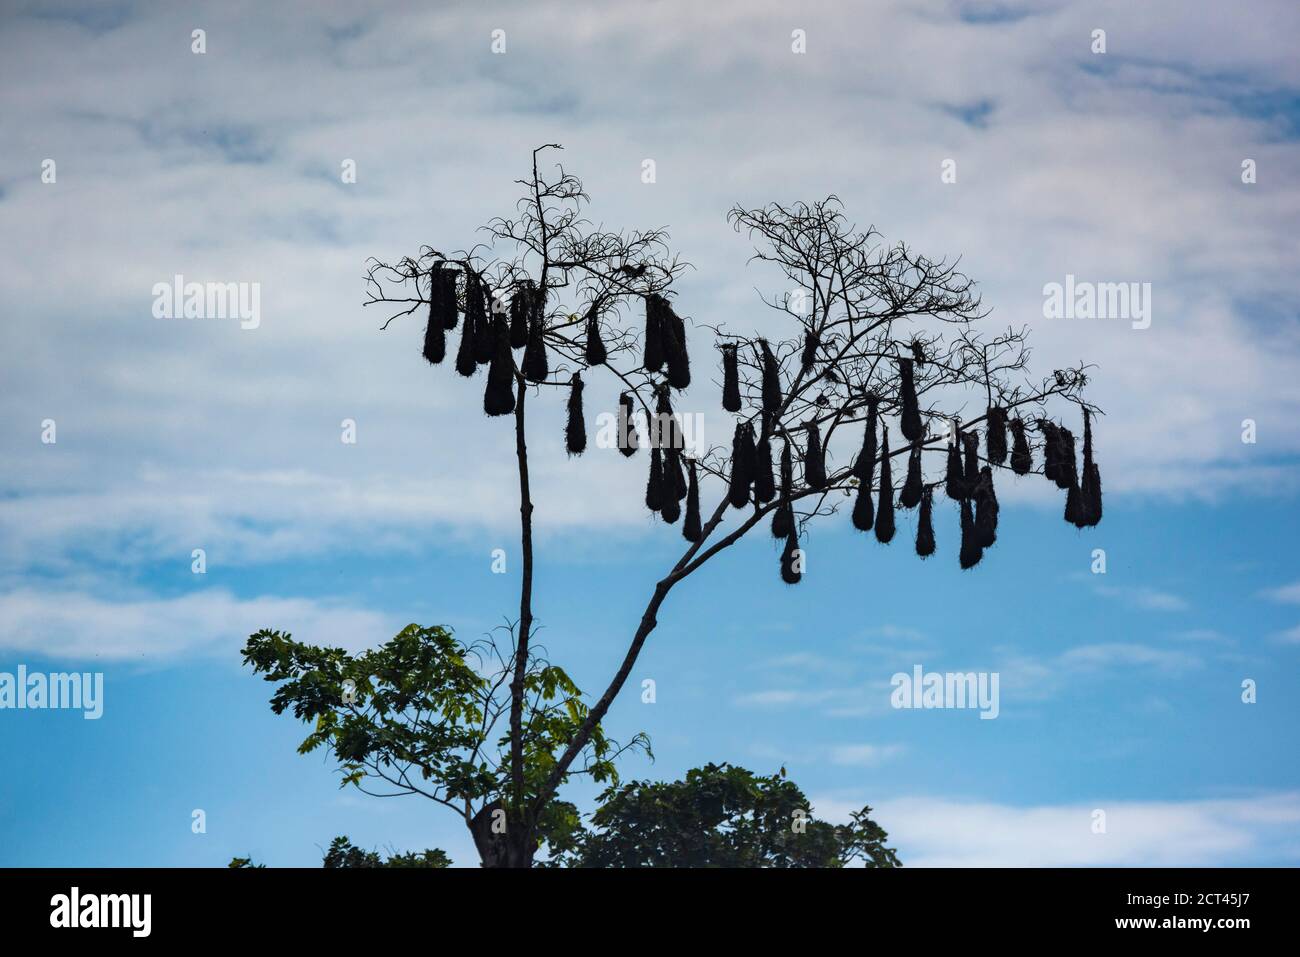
(1170, 628, 1233, 644)
(813, 792, 1300, 866)
(0, 458, 669, 576)
(1262, 582, 1300, 604)
(753, 652, 841, 674)
(1272, 624, 1300, 645)
(2, 0, 1299, 580)
(862, 625, 927, 642)
(736, 639, 1204, 717)
(1093, 585, 1189, 612)
(0, 588, 403, 660)
(827, 743, 906, 767)
(1058, 642, 1202, 673)
(732, 688, 839, 709)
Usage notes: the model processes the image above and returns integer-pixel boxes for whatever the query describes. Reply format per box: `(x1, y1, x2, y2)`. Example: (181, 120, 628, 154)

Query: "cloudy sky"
(1, 0, 1299, 866)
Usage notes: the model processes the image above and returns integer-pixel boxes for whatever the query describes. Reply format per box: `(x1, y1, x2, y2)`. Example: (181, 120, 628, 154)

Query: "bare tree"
(362, 145, 1103, 866)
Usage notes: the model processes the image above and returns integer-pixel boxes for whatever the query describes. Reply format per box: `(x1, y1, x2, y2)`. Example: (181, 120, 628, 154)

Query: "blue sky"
(2, 0, 1299, 866)
(5, 496, 1300, 866)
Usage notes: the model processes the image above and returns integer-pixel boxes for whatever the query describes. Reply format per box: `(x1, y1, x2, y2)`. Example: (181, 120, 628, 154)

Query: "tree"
(229, 836, 451, 869)
(257, 144, 1102, 867)
(550, 763, 900, 868)
(242, 623, 646, 866)
(323, 836, 451, 868)
(229, 768, 894, 869)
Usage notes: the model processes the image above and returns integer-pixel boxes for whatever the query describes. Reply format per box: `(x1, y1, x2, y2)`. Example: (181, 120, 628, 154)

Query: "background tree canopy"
(550, 763, 899, 868)
(230, 836, 450, 869)
(231, 764, 898, 868)
(242, 622, 644, 865)
(242, 621, 899, 867)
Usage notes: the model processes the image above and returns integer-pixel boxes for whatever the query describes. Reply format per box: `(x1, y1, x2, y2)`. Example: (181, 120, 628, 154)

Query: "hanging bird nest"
(728, 422, 756, 509)
(654, 385, 683, 451)
(899, 357, 923, 442)
(683, 457, 702, 542)
(667, 447, 688, 501)
(618, 391, 639, 457)
(759, 339, 782, 414)
(986, 406, 1008, 465)
(780, 524, 802, 585)
(962, 430, 981, 492)
(1055, 427, 1078, 491)
(899, 438, 923, 509)
(852, 469, 875, 532)
(584, 302, 607, 366)
(721, 344, 741, 413)
(771, 440, 794, 539)
(803, 420, 826, 490)
(1038, 419, 1062, 485)
(508, 280, 532, 349)
(483, 313, 516, 417)
(521, 309, 549, 383)
(645, 447, 664, 513)
(565, 373, 586, 455)
(1009, 417, 1032, 475)
(801, 330, 820, 370)
(431, 265, 459, 330)
(454, 292, 479, 378)
(946, 425, 966, 500)
(422, 296, 447, 365)
(468, 273, 494, 365)
(915, 486, 936, 557)
(660, 451, 682, 525)
(643, 294, 667, 372)
(662, 299, 691, 390)
(1064, 478, 1085, 527)
(1080, 409, 1102, 526)
(853, 395, 879, 487)
(875, 428, 895, 543)
(974, 466, 998, 547)
(1085, 462, 1103, 526)
(422, 266, 458, 363)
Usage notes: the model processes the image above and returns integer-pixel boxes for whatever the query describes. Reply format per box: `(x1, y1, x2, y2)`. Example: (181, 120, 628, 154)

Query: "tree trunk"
(508, 375, 533, 822)
(469, 801, 538, 868)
